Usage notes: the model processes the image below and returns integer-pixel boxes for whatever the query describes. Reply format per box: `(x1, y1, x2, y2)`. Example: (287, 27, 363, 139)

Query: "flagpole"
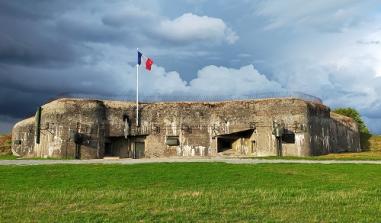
(136, 48, 139, 127)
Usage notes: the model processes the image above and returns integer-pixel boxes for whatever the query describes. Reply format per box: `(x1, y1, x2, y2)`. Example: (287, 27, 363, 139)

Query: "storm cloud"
(1, 0, 381, 134)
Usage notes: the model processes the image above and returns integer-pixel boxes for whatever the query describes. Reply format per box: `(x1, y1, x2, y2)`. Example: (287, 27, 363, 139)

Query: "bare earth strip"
(1, 157, 381, 165)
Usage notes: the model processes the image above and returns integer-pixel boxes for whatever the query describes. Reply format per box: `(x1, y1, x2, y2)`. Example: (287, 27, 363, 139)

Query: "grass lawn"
(1, 163, 381, 222)
(315, 150, 381, 160)
(0, 154, 17, 160)
(259, 151, 381, 160)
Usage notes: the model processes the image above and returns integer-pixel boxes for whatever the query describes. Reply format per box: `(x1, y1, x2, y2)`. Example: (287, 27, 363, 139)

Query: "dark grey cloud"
(0, 87, 48, 118)
(0, 1, 56, 20)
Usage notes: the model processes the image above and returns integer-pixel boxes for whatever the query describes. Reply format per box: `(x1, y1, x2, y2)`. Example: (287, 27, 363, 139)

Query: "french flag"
(137, 50, 154, 71)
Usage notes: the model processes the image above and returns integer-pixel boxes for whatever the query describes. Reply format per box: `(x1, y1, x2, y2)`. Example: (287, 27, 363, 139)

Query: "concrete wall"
(12, 117, 35, 157)
(11, 97, 360, 159)
(329, 112, 361, 153)
(12, 99, 107, 158)
(308, 104, 360, 155)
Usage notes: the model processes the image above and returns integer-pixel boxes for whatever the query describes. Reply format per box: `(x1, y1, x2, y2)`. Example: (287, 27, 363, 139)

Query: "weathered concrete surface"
(307, 102, 361, 155)
(12, 97, 361, 159)
(0, 158, 380, 166)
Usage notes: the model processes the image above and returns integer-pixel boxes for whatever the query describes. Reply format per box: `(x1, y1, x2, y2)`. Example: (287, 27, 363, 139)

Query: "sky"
(1, 0, 381, 133)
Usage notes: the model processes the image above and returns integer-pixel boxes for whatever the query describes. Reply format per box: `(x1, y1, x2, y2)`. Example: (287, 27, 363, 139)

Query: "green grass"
(1, 163, 381, 222)
(258, 152, 381, 160)
(0, 154, 17, 160)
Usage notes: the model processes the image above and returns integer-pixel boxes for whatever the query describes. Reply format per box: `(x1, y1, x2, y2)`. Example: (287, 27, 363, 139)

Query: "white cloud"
(269, 46, 381, 133)
(101, 8, 238, 45)
(119, 64, 281, 98)
(133, 65, 189, 95)
(52, 2, 240, 48)
(189, 65, 282, 96)
(116, 64, 282, 98)
(156, 13, 238, 44)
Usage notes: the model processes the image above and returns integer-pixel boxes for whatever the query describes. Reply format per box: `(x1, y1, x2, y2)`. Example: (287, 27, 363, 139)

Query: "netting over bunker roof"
(53, 91, 322, 104)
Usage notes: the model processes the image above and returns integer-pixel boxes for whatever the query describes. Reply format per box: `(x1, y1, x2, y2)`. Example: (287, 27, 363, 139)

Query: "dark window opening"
(166, 136, 179, 146)
(104, 142, 113, 156)
(282, 133, 295, 144)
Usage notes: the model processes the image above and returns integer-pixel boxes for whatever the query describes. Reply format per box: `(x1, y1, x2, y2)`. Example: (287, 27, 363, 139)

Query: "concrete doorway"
(104, 137, 130, 158)
(217, 129, 254, 155)
(217, 138, 236, 153)
(132, 136, 146, 159)
(104, 142, 120, 157)
(135, 142, 145, 158)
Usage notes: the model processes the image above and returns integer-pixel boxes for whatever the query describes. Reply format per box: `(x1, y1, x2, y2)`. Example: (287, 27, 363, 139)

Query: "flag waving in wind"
(137, 50, 154, 71)
(135, 48, 154, 126)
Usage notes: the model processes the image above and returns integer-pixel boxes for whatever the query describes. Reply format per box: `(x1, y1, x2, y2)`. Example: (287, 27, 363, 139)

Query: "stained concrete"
(12, 98, 360, 159)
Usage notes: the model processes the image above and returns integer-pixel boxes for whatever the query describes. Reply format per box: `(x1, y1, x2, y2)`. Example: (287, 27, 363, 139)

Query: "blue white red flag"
(137, 50, 153, 71)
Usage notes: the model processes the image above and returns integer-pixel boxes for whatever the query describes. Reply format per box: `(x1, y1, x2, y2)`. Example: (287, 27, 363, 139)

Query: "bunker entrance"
(104, 137, 129, 157)
(104, 136, 146, 159)
(134, 142, 145, 159)
(217, 129, 254, 154)
(132, 136, 146, 159)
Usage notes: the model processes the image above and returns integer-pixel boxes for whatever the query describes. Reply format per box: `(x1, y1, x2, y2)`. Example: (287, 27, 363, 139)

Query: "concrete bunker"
(11, 97, 361, 159)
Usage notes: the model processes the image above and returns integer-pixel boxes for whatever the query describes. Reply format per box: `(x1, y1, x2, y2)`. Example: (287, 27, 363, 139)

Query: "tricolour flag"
(137, 50, 154, 71)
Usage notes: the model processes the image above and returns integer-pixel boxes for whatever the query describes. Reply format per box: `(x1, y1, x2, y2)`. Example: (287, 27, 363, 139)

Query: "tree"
(332, 108, 369, 134)
(333, 107, 371, 150)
